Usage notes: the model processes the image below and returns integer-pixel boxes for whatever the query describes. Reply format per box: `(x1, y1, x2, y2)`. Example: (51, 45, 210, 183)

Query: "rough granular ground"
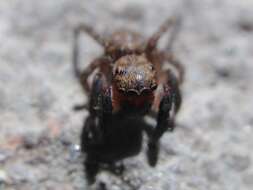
(0, 0, 253, 189)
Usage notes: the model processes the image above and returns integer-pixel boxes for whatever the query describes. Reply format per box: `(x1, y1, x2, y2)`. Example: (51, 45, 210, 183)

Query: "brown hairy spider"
(73, 16, 184, 185)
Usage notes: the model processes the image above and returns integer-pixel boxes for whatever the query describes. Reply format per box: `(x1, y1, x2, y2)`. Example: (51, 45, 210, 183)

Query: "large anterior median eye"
(118, 89, 138, 96)
(120, 89, 154, 97)
(126, 90, 138, 96)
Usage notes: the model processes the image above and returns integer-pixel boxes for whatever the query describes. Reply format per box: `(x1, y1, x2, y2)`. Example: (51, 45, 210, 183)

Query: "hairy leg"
(74, 24, 107, 49)
(72, 57, 111, 112)
(81, 73, 112, 184)
(80, 57, 110, 92)
(165, 15, 183, 52)
(146, 16, 180, 54)
(73, 24, 105, 78)
(163, 14, 184, 84)
(73, 23, 111, 91)
(146, 70, 181, 166)
(162, 52, 185, 84)
(146, 94, 173, 166)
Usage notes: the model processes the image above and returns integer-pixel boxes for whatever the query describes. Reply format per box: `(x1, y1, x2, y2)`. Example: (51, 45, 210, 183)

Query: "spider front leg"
(81, 73, 112, 184)
(146, 94, 173, 166)
(147, 70, 181, 166)
(81, 73, 107, 152)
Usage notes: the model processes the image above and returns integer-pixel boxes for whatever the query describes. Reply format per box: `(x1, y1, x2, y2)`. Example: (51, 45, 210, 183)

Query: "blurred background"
(0, 0, 253, 189)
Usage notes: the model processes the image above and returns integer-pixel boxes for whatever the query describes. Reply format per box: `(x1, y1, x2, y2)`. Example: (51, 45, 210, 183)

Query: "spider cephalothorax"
(113, 54, 157, 95)
(112, 54, 158, 113)
(73, 16, 184, 185)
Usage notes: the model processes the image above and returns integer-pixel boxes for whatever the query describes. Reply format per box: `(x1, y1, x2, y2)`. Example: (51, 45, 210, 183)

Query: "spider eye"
(141, 89, 151, 96)
(126, 91, 137, 96)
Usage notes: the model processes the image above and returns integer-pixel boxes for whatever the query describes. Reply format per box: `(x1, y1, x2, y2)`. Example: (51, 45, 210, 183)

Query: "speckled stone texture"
(0, 0, 253, 190)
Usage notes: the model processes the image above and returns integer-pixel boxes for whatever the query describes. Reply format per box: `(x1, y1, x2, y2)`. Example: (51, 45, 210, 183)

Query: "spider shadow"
(81, 114, 153, 188)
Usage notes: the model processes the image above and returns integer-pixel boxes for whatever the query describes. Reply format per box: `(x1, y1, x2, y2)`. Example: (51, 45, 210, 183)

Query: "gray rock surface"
(0, 0, 253, 189)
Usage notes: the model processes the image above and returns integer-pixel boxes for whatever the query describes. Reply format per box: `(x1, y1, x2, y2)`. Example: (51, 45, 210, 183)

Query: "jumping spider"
(73, 16, 184, 184)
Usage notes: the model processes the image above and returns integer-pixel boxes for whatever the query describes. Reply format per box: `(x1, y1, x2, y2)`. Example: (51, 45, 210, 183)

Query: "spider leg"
(162, 14, 184, 84)
(72, 56, 110, 111)
(81, 73, 111, 148)
(146, 16, 180, 54)
(81, 57, 110, 92)
(165, 15, 183, 52)
(163, 52, 185, 85)
(73, 23, 111, 90)
(146, 70, 181, 166)
(146, 93, 172, 167)
(80, 73, 112, 184)
(74, 24, 107, 49)
(83, 151, 100, 184)
(81, 74, 105, 150)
